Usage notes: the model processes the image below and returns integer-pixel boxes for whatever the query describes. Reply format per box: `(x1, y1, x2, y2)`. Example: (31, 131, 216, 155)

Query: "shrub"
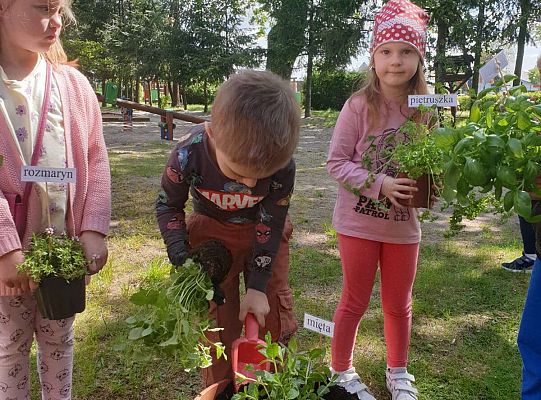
(307, 70, 366, 111)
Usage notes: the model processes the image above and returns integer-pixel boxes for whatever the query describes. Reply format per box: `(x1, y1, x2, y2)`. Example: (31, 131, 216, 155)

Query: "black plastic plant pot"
(36, 276, 86, 320)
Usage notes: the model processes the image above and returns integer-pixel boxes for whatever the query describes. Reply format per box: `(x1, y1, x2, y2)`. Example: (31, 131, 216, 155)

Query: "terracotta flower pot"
(36, 276, 86, 320)
(194, 379, 233, 400)
(397, 173, 434, 209)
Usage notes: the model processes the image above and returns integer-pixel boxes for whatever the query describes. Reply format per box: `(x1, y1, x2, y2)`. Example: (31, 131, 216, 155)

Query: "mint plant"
(232, 334, 335, 400)
(126, 258, 225, 372)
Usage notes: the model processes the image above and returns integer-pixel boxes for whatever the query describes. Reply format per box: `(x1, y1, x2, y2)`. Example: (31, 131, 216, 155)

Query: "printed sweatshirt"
(157, 124, 295, 293)
(327, 94, 421, 244)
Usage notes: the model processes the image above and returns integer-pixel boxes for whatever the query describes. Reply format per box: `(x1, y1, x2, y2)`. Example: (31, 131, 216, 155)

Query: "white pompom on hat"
(370, 0, 430, 59)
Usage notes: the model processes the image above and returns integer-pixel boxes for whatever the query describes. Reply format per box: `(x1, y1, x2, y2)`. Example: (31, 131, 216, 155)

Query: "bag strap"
(21, 62, 53, 205)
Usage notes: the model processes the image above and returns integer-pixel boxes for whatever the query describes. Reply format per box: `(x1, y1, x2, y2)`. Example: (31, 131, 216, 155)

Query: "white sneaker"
(330, 367, 377, 400)
(386, 367, 418, 400)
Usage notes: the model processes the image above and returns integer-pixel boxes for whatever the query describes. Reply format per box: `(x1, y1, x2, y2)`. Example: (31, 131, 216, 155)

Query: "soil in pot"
(202, 382, 359, 400)
(36, 276, 86, 320)
(397, 173, 433, 209)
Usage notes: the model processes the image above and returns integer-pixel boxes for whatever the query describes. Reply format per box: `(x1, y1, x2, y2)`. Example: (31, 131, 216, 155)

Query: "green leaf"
(433, 127, 459, 149)
(130, 289, 159, 306)
(517, 111, 532, 130)
(507, 138, 524, 158)
(159, 333, 179, 347)
(128, 327, 144, 340)
(486, 134, 505, 149)
(486, 106, 494, 128)
(524, 161, 539, 184)
(141, 327, 153, 337)
(503, 190, 515, 211)
(453, 137, 474, 155)
(514, 191, 532, 219)
(266, 342, 280, 359)
(496, 166, 517, 188)
(463, 158, 488, 187)
(470, 104, 481, 122)
(287, 387, 299, 399)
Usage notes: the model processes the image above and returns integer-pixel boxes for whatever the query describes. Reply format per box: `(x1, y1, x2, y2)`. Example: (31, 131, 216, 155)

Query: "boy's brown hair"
(211, 70, 300, 175)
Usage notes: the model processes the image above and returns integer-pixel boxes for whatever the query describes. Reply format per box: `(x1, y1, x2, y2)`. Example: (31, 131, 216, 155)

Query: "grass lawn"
(37, 114, 530, 400)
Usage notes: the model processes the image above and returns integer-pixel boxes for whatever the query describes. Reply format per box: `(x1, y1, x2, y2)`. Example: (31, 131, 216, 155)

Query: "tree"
(527, 66, 539, 85)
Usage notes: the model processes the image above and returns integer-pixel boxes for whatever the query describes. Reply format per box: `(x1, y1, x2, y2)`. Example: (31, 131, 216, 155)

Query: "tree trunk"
(203, 80, 209, 113)
(157, 80, 162, 108)
(181, 86, 187, 110)
(513, 0, 530, 87)
(472, 0, 485, 93)
(147, 80, 152, 106)
(171, 81, 179, 107)
(135, 76, 140, 103)
(434, 21, 449, 89)
(101, 79, 106, 108)
(266, 0, 309, 80)
(304, 0, 314, 118)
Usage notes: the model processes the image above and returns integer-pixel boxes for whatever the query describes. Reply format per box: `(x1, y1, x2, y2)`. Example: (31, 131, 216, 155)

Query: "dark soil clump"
(190, 240, 232, 284)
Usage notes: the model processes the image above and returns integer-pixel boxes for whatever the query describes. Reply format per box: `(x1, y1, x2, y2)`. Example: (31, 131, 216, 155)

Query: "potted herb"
(126, 241, 232, 372)
(433, 74, 541, 230)
(17, 228, 88, 320)
(362, 107, 444, 209)
(196, 333, 338, 400)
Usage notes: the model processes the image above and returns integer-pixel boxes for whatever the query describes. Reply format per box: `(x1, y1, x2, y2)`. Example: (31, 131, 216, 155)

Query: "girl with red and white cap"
(326, 0, 430, 398)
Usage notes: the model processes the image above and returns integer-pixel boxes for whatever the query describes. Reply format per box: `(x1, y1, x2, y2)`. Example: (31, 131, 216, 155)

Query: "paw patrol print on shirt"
(354, 195, 391, 220)
(0, 381, 8, 393)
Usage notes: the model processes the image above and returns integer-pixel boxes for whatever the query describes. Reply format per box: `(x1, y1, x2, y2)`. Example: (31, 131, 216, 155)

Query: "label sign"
(479, 50, 508, 83)
(303, 313, 334, 338)
(408, 94, 457, 108)
(21, 166, 76, 183)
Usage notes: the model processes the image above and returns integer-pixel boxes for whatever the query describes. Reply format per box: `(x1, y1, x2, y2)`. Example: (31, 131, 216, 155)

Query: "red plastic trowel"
(231, 313, 270, 391)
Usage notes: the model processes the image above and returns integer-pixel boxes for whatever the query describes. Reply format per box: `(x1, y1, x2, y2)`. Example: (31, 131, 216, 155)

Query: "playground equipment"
(97, 94, 208, 140)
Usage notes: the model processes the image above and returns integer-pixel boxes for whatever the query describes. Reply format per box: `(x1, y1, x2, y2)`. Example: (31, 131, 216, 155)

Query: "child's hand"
(80, 231, 108, 274)
(0, 250, 37, 292)
(239, 288, 270, 327)
(381, 176, 418, 208)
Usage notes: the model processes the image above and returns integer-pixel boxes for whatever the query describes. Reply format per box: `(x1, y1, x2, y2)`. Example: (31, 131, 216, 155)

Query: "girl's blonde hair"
(0, 0, 76, 67)
(350, 60, 428, 130)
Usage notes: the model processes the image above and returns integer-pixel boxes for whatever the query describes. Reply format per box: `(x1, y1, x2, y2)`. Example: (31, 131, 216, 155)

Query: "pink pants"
(0, 293, 74, 400)
(331, 234, 419, 371)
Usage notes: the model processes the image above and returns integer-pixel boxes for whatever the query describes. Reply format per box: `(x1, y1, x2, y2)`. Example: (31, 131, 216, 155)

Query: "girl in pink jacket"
(0, 1, 111, 398)
(326, 1, 430, 399)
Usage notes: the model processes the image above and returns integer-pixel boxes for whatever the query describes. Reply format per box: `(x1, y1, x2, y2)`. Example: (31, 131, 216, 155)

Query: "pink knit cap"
(370, 0, 430, 59)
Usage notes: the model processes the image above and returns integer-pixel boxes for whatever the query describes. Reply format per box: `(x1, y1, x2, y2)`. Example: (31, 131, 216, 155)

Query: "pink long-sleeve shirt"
(0, 64, 111, 296)
(327, 94, 420, 244)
